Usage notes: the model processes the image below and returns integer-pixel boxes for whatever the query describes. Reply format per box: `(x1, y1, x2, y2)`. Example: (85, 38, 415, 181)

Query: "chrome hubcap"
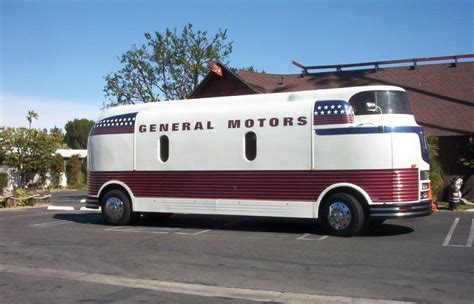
(105, 197, 124, 221)
(328, 202, 352, 230)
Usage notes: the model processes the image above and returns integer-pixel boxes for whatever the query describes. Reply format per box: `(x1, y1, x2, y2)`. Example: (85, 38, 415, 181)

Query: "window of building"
(159, 135, 169, 162)
(245, 132, 257, 161)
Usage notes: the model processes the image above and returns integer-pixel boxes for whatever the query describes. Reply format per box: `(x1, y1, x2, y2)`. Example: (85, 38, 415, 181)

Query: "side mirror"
(365, 102, 382, 114)
(366, 102, 378, 112)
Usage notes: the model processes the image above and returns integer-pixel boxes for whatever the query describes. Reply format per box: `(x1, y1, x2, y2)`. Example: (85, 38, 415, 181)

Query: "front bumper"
(370, 201, 432, 219)
(85, 196, 100, 209)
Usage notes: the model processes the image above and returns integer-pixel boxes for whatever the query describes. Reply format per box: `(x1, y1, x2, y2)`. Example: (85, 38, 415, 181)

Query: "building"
(190, 55, 474, 199)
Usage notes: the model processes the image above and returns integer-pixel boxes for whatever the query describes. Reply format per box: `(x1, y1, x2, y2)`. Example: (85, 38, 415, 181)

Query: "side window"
(159, 135, 169, 162)
(349, 90, 411, 115)
(349, 91, 376, 115)
(245, 132, 257, 161)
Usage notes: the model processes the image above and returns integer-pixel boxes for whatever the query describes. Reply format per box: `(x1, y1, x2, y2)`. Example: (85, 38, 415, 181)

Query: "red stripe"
(314, 115, 354, 125)
(91, 126, 134, 135)
(88, 169, 419, 203)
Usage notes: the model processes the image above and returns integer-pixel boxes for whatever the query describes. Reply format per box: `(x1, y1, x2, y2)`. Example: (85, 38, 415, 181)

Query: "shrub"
(0, 173, 7, 189)
(50, 153, 65, 188)
(81, 156, 88, 184)
(427, 134, 445, 199)
(66, 155, 82, 186)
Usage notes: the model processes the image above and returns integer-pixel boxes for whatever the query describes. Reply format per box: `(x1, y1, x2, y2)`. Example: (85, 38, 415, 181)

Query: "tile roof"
(238, 62, 474, 136)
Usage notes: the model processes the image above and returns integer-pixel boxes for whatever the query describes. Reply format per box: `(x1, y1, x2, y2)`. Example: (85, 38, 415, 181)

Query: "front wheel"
(101, 190, 133, 225)
(321, 193, 365, 237)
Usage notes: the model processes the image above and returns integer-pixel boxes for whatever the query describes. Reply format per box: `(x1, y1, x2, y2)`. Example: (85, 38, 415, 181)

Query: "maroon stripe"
(88, 169, 419, 203)
(91, 126, 134, 135)
(314, 116, 354, 125)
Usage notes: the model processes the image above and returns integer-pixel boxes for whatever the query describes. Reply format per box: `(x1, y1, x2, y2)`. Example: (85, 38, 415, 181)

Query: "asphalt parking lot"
(0, 193, 473, 303)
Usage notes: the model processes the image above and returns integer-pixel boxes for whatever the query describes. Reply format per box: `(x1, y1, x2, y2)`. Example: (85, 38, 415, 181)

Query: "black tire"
(321, 193, 365, 237)
(101, 189, 133, 225)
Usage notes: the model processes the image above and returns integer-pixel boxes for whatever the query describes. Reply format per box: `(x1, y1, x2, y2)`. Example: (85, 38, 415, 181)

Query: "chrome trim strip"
(371, 210, 431, 217)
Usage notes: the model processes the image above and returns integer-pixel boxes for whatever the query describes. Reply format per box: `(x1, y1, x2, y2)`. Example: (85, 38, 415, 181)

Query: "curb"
(47, 205, 101, 212)
(47, 206, 75, 211)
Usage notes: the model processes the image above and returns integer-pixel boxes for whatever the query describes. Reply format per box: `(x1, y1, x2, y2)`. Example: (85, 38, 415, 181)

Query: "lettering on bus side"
(138, 116, 308, 133)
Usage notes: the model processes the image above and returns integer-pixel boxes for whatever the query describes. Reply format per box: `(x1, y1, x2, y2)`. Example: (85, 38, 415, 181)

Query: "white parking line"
(297, 233, 329, 241)
(175, 229, 211, 235)
(442, 218, 473, 248)
(107, 228, 169, 234)
(29, 220, 71, 227)
(467, 219, 474, 248)
(29, 214, 102, 228)
(105, 226, 210, 236)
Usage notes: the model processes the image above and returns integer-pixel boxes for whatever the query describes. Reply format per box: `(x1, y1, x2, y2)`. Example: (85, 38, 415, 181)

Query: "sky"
(1, 0, 473, 130)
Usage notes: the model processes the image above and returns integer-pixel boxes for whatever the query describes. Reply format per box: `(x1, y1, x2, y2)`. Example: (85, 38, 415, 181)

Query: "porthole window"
(159, 135, 169, 162)
(245, 132, 257, 161)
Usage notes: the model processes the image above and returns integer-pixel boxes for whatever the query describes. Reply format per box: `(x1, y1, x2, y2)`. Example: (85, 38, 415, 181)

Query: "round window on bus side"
(245, 132, 257, 161)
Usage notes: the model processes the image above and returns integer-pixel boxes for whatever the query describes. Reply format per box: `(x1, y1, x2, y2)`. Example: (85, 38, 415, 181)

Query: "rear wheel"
(101, 190, 133, 225)
(321, 193, 365, 237)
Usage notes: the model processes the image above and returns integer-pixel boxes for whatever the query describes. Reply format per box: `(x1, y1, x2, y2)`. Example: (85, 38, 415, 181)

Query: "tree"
(66, 155, 82, 186)
(237, 66, 266, 74)
(0, 127, 61, 188)
(427, 134, 445, 199)
(104, 23, 233, 106)
(26, 110, 39, 129)
(50, 153, 65, 188)
(64, 119, 95, 149)
(50, 126, 65, 146)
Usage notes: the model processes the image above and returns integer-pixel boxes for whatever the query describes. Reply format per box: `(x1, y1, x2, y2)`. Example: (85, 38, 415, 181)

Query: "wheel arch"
(98, 180, 135, 210)
(315, 183, 372, 218)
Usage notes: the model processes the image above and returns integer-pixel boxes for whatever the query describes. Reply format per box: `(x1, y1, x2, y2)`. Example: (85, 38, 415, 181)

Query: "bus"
(85, 85, 432, 236)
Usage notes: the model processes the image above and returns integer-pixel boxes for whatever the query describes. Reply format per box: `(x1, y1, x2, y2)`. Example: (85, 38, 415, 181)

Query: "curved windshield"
(349, 90, 411, 115)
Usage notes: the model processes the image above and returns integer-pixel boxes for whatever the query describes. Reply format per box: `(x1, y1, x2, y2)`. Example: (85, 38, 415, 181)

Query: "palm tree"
(26, 110, 39, 129)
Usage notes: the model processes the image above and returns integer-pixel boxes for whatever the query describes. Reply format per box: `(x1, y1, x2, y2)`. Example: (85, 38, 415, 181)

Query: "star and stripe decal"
(90, 112, 138, 136)
(313, 100, 354, 125)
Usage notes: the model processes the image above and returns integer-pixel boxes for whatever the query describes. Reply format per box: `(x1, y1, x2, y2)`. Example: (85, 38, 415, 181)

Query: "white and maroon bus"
(86, 85, 432, 236)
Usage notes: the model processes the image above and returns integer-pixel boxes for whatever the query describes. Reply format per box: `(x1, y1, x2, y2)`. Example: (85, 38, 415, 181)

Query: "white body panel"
(88, 85, 429, 219)
(134, 198, 314, 218)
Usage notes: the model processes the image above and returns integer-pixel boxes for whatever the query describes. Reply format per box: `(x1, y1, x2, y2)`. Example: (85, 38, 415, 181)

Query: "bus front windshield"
(349, 90, 411, 115)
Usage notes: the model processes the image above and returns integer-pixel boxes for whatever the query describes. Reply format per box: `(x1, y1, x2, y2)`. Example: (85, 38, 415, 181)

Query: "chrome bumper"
(370, 201, 432, 219)
(85, 196, 100, 209)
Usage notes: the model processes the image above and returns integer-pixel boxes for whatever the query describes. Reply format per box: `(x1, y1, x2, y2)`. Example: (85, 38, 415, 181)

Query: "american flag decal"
(90, 112, 138, 136)
(313, 100, 354, 125)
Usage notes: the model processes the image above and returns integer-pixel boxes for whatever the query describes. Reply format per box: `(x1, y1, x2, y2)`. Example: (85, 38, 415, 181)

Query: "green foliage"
(427, 135, 445, 199)
(66, 155, 82, 185)
(458, 140, 474, 169)
(50, 153, 65, 188)
(64, 119, 95, 149)
(50, 126, 65, 146)
(233, 66, 266, 74)
(14, 188, 27, 206)
(0, 127, 61, 188)
(0, 173, 7, 188)
(104, 23, 233, 105)
(26, 110, 39, 129)
(81, 156, 88, 183)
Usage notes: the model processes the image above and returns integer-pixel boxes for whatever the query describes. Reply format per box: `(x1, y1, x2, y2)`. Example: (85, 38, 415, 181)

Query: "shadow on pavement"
(52, 213, 415, 237)
(361, 223, 414, 237)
